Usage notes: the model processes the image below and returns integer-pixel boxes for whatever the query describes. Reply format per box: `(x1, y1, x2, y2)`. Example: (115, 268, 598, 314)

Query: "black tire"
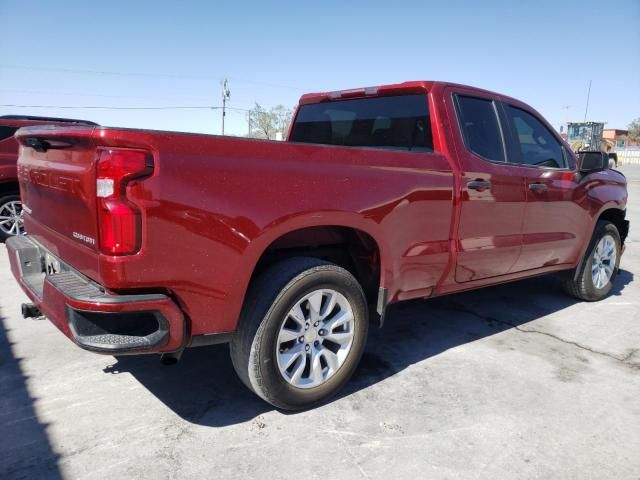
(230, 257, 369, 410)
(0, 193, 23, 241)
(563, 221, 621, 301)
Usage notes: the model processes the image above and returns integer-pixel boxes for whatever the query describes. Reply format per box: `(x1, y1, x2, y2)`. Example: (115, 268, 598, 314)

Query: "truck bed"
(15, 125, 455, 337)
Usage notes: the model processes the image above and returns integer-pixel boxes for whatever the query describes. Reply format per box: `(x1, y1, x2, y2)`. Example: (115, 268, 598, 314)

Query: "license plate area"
(44, 252, 62, 276)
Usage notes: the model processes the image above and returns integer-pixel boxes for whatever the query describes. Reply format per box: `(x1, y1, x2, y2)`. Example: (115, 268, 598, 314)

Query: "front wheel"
(230, 257, 369, 410)
(0, 194, 24, 241)
(563, 221, 621, 301)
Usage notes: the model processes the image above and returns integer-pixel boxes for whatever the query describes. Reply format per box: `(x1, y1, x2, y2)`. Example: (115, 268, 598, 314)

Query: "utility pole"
(583, 80, 592, 122)
(221, 79, 230, 135)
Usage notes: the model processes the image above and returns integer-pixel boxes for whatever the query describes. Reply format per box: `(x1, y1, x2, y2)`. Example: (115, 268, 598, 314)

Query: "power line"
(0, 88, 214, 101)
(0, 104, 252, 111)
(0, 104, 216, 110)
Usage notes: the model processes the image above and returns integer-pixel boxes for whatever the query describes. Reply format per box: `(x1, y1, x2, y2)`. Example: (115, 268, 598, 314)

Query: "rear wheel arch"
(245, 225, 387, 309)
(236, 223, 394, 328)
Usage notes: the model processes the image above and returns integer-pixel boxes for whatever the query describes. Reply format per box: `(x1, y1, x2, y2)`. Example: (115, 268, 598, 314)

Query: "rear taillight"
(96, 148, 153, 255)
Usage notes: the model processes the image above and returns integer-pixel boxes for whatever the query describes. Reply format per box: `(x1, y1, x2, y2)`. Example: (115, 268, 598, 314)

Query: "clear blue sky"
(1, 0, 638, 136)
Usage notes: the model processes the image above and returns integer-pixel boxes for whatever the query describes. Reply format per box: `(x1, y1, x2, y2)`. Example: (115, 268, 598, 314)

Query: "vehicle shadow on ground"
(105, 271, 633, 428)
(0, 312, 63, 479)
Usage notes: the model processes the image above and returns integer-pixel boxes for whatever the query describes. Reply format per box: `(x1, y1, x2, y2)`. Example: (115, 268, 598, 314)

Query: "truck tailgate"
(16, 126, 100, 252)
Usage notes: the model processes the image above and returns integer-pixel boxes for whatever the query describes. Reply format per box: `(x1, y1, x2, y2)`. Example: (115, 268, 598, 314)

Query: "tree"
(627, 118, 640, 144)
(272, 104, 294, 139)
(247, 103, 294, 140)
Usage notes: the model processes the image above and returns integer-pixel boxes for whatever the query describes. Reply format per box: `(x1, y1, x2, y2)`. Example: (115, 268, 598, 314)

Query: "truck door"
(498, 102, 585, 271)
(446, 90, 527, 282)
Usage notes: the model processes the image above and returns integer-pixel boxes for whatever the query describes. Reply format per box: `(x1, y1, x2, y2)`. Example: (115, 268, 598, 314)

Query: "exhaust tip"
(21, 303, 42, 319)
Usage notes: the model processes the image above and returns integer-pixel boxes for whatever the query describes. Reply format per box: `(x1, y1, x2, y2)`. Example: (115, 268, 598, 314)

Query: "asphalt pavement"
(1, 167, 639, 480)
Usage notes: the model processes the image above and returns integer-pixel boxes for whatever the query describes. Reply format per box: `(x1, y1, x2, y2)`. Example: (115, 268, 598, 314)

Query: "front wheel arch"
(564, 220, 621, 301)
(597, 208, 628, 245)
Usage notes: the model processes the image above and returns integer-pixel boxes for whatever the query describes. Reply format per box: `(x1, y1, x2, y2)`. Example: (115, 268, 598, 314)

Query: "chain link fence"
(615, 147, 640, 165)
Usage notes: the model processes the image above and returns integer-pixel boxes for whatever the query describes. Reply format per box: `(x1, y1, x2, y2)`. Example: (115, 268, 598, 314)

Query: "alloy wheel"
(591, 234, 617, 289)
(276, 289, 355, 389)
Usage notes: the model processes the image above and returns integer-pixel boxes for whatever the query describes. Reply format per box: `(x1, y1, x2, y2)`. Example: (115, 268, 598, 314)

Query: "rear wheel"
(0, 194, 24, 241)
(230, 257, 369, 410)
(563, 221, 621, 301)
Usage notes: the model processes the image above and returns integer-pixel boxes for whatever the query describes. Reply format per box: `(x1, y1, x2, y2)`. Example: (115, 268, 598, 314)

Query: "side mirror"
(579, 151, 609, 173)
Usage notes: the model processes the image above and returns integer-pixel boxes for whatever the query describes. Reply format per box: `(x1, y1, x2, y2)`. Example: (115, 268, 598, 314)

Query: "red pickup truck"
(6, 81, 629, 409)
(0, 115, 98, 240)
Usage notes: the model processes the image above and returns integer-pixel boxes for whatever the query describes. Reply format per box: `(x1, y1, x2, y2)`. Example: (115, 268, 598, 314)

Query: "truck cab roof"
(298, 80, 513, 105)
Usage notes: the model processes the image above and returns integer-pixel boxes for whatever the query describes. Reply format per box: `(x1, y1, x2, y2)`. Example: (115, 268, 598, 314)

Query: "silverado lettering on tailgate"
(18, 165, 82, 195)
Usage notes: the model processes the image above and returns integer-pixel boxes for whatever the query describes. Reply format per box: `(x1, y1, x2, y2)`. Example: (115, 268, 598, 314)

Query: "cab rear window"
(290, 94, 433, 152)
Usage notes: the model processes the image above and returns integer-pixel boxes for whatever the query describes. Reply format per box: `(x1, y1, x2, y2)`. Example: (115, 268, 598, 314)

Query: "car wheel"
(230, 257, 369, 410)
(563, 220, 621, 301)
(0, 194, 25, 241)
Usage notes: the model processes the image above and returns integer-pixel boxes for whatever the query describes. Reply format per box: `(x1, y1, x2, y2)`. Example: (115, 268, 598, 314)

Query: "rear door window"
(505, 106, 565, 169)
(290, 94, 433, 152)
(455, 95, 506, 163)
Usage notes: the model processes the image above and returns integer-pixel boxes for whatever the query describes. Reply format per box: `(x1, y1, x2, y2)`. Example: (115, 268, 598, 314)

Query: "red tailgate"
(16, 126, 100, 252)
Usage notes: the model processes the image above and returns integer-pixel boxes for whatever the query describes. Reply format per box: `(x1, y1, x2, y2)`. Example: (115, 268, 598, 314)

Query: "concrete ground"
(1, 168, 639, 480)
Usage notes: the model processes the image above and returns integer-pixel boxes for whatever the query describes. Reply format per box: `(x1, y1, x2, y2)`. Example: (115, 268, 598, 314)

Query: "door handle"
(467, 180, 492, 191)
(528, 183, 548, 192)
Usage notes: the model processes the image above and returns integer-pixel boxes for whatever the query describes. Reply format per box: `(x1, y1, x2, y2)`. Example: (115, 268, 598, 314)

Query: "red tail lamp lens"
(96, 148, 153, 255)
